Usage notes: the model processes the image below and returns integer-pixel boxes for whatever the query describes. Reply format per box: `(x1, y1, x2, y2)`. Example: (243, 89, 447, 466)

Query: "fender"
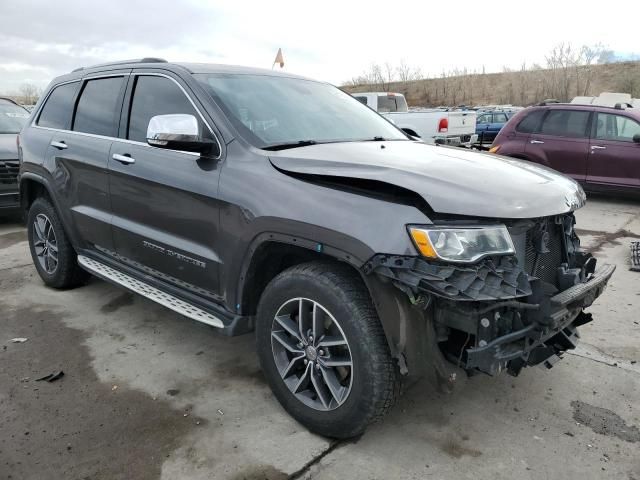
(234, 229, 372, 315)
(19, 171, 82, 248)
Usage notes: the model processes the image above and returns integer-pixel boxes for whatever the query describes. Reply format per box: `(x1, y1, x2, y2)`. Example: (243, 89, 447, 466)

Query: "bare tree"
(19, 83, 40, 105)
(396, 59, 422, 83)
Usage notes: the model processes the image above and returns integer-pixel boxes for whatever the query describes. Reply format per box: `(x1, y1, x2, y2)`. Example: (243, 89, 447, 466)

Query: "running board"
(77, 255, 225, 328)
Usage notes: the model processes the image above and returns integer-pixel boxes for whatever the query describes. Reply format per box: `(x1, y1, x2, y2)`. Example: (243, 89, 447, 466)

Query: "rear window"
(354, 96, 368, 105)
(0, 101, 29, 134)
(377, 95, 408, 113)
(73, 77, 125, 137)
(37, 82, 79, 130)
(540, 109, 590, 138)
(515, 109, 545, 133)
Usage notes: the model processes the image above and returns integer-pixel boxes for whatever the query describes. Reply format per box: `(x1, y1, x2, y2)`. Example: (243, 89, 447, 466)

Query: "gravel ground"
(1, 195, 639, 480)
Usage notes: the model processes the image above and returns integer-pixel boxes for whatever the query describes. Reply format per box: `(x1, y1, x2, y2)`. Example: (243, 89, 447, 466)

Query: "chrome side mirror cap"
(147, 114, 218, 155)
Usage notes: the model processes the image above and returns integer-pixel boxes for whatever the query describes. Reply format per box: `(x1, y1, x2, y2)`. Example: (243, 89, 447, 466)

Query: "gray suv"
(19, 59, 614, 438)
(1, 97, 29, 212)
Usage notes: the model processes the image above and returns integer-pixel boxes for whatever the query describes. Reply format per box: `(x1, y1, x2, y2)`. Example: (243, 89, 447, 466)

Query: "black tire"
(27, 196, 89, 289)
(256, 261, 399, 438)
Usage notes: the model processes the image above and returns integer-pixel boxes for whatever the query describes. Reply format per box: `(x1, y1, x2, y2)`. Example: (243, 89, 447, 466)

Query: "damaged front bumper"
(364, 253, 615, 377)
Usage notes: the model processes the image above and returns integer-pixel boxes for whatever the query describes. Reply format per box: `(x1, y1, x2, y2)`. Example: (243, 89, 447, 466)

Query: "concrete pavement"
(1, 195, 639, 480)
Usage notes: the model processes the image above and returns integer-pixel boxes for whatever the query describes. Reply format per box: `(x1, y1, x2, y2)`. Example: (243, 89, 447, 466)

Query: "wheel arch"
(20, 172, 55, 214)
(236, 232, 367, 317)
(401, 128, 420, 138)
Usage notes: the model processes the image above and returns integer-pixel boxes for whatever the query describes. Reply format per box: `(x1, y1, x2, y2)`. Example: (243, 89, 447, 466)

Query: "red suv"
(491, 104, 640, 196)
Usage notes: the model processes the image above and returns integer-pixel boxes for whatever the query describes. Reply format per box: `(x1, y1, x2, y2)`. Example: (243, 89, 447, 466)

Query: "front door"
(587, 112, 640, 190)
(108, 73, 225, 302)
(525, 108, 591, 182)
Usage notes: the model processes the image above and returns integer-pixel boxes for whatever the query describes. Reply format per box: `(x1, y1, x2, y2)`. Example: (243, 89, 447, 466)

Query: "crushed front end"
(365, 213, 615, 377)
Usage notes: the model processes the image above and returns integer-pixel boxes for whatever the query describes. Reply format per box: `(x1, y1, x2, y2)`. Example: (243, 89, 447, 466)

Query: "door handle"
(112, 153, 135, 165)
(50, 141, 67, 150)
(590, 145, 606, 150)
(530, 140, 544, 144)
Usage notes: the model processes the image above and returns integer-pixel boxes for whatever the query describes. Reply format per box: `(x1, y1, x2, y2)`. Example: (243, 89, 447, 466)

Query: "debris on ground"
(631, 242, 640, 272)
(10, 337, 28, 343)
(217, 409, 224, 415)
(35, 371, 65, 382)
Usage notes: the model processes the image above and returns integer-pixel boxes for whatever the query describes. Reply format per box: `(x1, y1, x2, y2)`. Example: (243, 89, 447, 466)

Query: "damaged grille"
(524, 218, 565, 286)
(0, 160, 19, 185)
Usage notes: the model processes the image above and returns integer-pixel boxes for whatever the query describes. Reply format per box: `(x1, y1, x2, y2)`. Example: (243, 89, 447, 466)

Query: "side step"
(77, 255, 225, 328)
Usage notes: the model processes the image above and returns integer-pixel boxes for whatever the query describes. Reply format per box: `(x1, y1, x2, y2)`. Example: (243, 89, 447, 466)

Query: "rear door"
(525, 108, 592, 181)
(587, 112, 640, 190)
(476, 113, 491, 144)
(37, 73, 128, 252)
(108, 72, 225, 302)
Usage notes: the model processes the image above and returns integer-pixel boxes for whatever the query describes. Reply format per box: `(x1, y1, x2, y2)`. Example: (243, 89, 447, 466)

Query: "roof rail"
(536, 99, 561, 106)
(71, 57, 168, 73)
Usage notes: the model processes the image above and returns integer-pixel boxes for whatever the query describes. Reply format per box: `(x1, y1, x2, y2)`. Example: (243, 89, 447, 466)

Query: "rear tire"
(256, 261, 399, 438)
(27, 197, 89, 289)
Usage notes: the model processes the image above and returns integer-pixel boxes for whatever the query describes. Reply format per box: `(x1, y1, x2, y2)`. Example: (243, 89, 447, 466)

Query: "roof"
(530, 102, 640, 120)
(62, 58, 313, 82)
(0, 97, 20, 106)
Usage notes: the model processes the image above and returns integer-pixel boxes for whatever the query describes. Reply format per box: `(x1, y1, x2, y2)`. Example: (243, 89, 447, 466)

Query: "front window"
(0, 100, 30, 134)
(196, 74, 407, 149)
(595, 113, 640, 142)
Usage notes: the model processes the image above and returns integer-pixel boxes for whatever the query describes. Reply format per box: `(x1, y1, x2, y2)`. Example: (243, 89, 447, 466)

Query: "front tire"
(27, 197, 89, 289)
(256, 261, 399, 438)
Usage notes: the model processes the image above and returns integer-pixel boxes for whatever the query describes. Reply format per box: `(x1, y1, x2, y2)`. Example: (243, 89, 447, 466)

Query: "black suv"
(19, 59, 614, 438)
(1, 97, 29, 212)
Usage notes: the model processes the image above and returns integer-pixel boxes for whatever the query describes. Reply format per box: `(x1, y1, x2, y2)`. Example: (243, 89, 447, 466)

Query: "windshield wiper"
(262, 140, 318, 151)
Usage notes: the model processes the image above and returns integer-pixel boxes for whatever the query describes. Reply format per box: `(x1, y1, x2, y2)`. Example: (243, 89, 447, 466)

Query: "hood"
(0, 133, 18, 161)
(268, 141, 585, 219)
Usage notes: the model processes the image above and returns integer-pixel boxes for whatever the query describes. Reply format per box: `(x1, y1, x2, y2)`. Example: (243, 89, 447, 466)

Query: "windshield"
(195, 74, 408, 148)
(0, 100, 29, 134)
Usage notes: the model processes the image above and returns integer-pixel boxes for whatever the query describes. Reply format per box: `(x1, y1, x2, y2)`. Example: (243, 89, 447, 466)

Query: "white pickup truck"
(353, 92, 478, 147)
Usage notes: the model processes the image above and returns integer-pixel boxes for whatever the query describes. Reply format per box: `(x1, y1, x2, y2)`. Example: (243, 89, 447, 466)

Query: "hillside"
(343, 61, 640, 108)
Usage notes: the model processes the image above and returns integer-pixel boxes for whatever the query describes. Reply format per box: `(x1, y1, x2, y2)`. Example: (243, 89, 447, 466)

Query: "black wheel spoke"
(272, 331, 304, 354)
(274, 314, 303, 343)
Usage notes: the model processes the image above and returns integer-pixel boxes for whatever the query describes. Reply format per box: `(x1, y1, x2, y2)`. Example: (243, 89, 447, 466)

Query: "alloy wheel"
(270, 297, 353, 411)
(33, 213, 58, 274)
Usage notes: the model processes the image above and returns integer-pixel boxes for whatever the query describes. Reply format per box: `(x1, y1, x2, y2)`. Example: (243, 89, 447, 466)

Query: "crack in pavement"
(576, 211, 640, 254)
(288, 440, 347, 479)
(0, 262, 32, 272)
(567, 343, 640, 375)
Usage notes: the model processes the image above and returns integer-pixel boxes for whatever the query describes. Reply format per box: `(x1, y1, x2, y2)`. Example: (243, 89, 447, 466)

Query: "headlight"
(408, 225, 515, 263)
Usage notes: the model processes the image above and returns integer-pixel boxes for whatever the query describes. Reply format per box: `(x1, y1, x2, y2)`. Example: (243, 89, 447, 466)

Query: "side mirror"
(147, 114, 218, 155)
(633, 133, 640, 144)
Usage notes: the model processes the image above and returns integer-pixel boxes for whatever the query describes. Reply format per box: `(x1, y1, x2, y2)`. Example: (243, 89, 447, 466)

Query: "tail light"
(438, 118, 448, 133)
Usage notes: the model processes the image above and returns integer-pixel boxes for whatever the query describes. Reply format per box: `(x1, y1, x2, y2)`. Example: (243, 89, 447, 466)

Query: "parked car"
(352, 92, 478, 147)
(19, 60, 614, 438)
(0, 97, 30, 213)
(491, 103, 640, 196)
(475, 110, 514, 145)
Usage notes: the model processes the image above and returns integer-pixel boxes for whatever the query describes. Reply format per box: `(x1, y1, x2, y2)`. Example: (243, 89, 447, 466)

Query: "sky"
(0, 0, 637, 94)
